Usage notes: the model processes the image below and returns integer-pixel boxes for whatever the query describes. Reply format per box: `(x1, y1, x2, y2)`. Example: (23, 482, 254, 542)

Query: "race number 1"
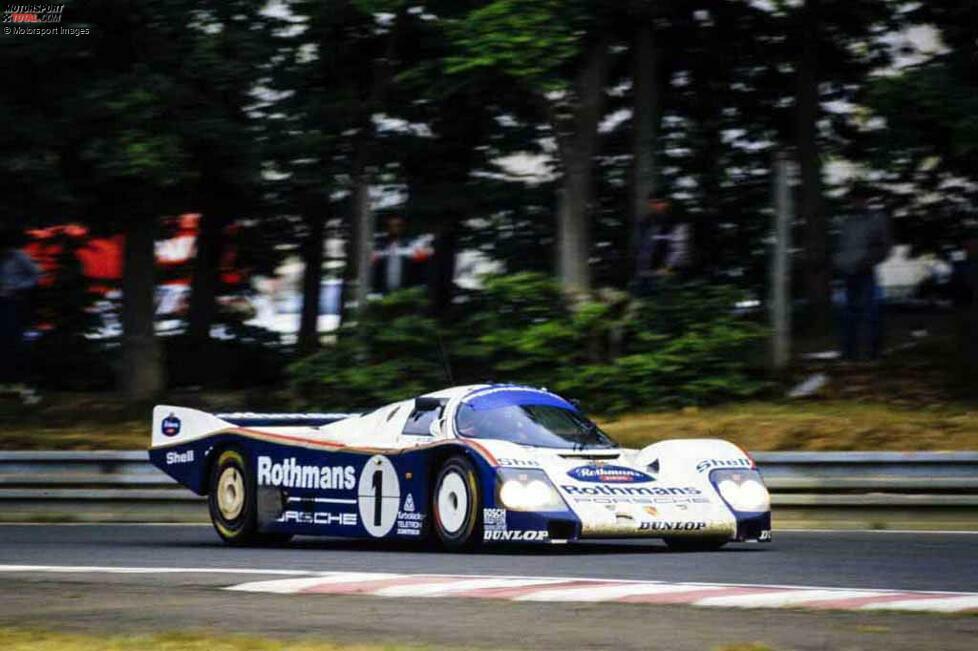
(357, 455, 400, 537)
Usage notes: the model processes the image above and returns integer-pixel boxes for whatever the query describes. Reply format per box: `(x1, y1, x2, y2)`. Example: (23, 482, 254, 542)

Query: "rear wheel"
(208, 448, 291, 546)
(432, 456, 481, 551)
(663, 536, 728, 552)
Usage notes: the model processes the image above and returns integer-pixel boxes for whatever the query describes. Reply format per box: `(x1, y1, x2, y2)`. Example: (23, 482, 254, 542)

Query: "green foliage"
(444, 0, 580, 89)
(290, 289, 449, 408)
(290, 274, 768, 413)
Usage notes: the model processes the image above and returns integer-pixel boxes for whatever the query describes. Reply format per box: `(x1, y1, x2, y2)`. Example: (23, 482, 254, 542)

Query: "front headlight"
(496, 469, 565, 512)
(712, 468, 770, 512)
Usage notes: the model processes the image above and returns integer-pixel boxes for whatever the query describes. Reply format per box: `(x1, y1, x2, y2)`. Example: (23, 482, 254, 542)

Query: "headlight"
(712, 469, 770, 512)
(496, 469, 565, 512)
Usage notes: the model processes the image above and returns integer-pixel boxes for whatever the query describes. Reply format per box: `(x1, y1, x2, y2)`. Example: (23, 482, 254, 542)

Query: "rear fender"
(151, 406, 232, 449)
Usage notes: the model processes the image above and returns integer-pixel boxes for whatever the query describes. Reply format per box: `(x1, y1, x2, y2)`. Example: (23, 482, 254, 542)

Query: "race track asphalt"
(1, 524, 976, 591)
(0, 525, 976, 650)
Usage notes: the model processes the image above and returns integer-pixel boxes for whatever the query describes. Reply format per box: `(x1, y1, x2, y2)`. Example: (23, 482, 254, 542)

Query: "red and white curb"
(1, 565, 975, 614)
(226, 572, 978, 613)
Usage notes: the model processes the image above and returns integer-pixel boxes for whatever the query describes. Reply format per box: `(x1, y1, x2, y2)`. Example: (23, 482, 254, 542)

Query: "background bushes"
(289, 274, 768, 413)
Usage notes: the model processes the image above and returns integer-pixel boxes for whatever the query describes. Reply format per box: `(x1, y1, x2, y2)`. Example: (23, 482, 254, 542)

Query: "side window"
(402, 405, 439, 437)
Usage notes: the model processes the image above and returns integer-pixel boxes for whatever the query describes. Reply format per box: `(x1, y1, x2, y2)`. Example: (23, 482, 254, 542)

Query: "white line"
(0, 564, 311, 576)
(695, 589, 882, 608)
(775, 529, 978, 535)
(861, 596, 978, 612)
(285, 497, 357, 505)
(0, 523, 212, 527)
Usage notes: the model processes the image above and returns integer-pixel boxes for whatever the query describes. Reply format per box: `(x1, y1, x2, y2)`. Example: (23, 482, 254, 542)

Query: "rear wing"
(215, 412, 356, 427)
(150, 406, 356, 448)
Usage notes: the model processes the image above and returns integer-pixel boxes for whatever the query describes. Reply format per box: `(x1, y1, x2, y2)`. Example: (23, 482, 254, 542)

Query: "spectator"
(0, 227, 41, 404)
(632, 194, 691, 296)
(833, 185, 893, 361)
(371, 215, 430, 294)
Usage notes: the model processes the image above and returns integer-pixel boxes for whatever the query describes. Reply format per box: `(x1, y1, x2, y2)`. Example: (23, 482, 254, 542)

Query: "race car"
(149, 384, 771, 550)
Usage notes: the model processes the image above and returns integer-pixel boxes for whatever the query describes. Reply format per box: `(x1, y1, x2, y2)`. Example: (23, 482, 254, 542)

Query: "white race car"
(149, 384, 771, 550)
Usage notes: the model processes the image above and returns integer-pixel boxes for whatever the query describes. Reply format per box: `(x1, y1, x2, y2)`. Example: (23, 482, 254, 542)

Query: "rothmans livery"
(148, 385, 771, 550)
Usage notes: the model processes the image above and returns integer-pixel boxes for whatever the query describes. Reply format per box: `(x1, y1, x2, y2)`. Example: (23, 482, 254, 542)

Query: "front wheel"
(207, 448, 291, 546)
(432, 456, 481, 551)
(663, 536, 728, 552)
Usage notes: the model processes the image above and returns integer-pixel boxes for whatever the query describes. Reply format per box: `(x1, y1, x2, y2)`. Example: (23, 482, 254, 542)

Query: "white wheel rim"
(217, 466, 245, 520)
(437, 471, 469, 534)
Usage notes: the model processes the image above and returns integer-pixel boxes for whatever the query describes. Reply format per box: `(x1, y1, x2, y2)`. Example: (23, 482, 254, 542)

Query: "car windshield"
(455, 403, 618, 450)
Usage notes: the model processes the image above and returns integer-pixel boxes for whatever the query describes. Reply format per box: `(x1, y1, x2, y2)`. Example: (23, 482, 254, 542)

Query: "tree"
(630, 16, 662, 270)
(782, 0, 894, 331)
(181, 3, 272, 349)
(863, 1, 977, 370)
(58, 1, 234, 399)
(448, 0, 612, 293)
(267, 0, 412, 352)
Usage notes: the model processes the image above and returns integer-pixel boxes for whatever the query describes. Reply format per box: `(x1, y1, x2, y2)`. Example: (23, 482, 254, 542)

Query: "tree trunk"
(297, 206, 326, 356)
(631, 23, 662, 279)
(557, 160, 593, 292)
(429, 223, 458, 315)
(553, 39, 610, 294)
(795, 0, 831, 332)
(186, 209, 225, 343)
(352, 170, 374, 318)
(120, 214, 164, 402)
(770, 149, 794, 371)
(965, 252, 978, 382)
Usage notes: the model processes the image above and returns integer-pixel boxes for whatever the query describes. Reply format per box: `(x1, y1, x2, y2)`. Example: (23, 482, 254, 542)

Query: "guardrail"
(1, 451, 977, 528)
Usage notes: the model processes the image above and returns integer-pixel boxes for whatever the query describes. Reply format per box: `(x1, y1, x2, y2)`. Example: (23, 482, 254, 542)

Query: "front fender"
(637, 438, 771, 542)
(636, 438, 755, 477)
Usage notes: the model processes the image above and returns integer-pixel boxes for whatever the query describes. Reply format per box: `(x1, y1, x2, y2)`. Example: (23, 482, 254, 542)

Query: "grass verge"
(597, 401, 978, 451)
(0, 628, 436, 651)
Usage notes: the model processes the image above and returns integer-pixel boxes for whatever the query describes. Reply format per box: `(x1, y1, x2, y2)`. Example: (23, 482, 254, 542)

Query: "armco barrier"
(1, 450, 977, 529)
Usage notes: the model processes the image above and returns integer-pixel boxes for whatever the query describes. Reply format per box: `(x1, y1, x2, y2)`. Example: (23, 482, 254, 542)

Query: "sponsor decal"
(161, 413, 181, 437)
(570, 493, 709, 506)
(497, 458, 539, 468)
(561, 484, 700, 497)
(276, 510, 357, 526)
(696, 458, 753, 473)
(166, 450, 194, 465)
(567, 465, 653, 484)
(395, 514, 424, 536)
(395, 492, 424, 536)
(484, 530, 548, 542)
(483, 507, 507, 532)
(357, 455, 400, 538)
(639, 521, 707, 532)
(257, 456, 356, 491)
(759, 530, 772, 542)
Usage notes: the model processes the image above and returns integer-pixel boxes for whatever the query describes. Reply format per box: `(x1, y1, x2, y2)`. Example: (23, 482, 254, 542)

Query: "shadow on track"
(148, 534, 771, 556)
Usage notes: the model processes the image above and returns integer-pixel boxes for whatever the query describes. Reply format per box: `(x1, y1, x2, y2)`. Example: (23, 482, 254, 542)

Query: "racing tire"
(432, 455, 482, 551)
(207, 448, 291, 547)
(663, 536, 728, 552)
